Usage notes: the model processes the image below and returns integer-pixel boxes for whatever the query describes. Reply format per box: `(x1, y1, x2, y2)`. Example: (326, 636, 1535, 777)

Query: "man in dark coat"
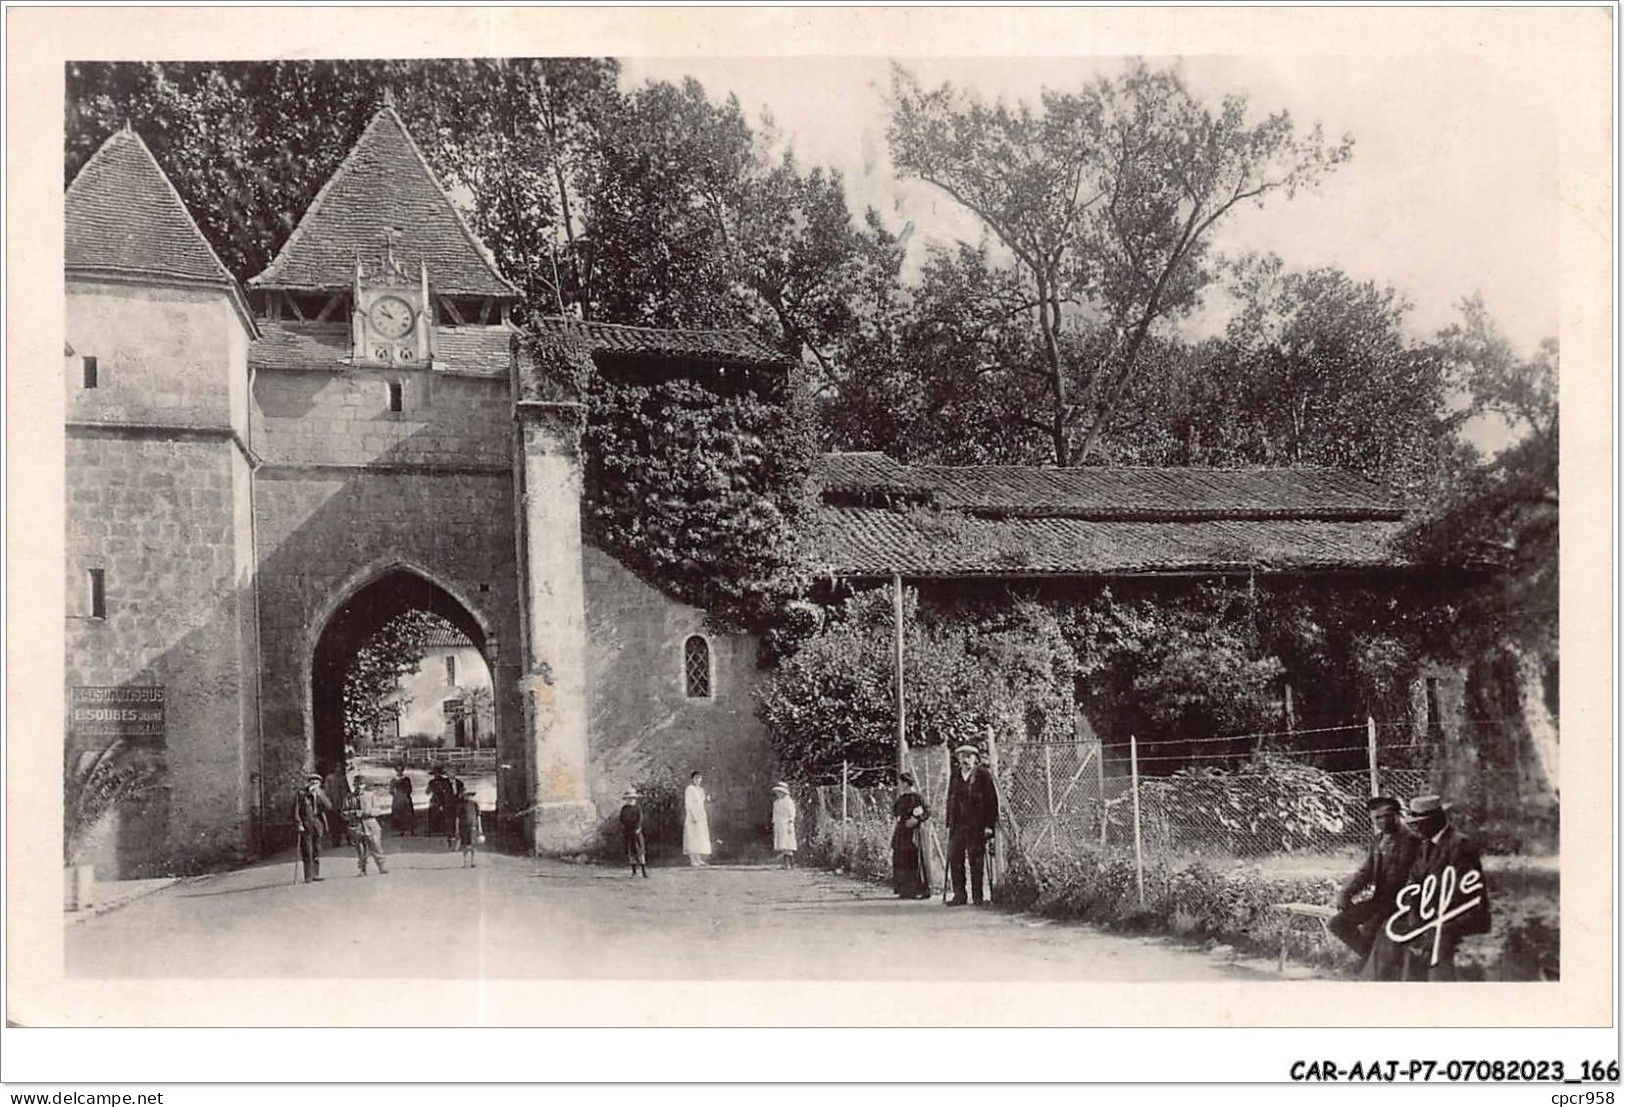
(1393, 794, 1492, 981)
(292, 772, 333, 883)
(1328, 795, 1418, 979)
(945, 743, 998, 907)
(426, 765, 454, 841)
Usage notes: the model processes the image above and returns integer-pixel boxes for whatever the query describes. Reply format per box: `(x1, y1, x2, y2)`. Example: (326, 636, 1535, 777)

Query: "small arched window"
(684, 635, 712, 699)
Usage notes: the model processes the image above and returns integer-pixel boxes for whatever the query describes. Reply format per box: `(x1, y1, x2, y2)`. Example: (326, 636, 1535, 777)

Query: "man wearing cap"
(292, 772, 334, 884)
(1328, 795, 1418, 979)
(619, 789, 648, 878)
(341, 777, 389, 876)
(1394, 794, 1492, 981)
(945, 744, 998, 906)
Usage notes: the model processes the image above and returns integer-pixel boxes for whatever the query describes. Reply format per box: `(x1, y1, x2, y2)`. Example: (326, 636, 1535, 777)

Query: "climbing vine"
(581, 373, 816, 633)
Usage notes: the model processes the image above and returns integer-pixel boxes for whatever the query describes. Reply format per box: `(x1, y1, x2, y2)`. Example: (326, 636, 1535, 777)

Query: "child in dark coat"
(619, 789, 648, 878)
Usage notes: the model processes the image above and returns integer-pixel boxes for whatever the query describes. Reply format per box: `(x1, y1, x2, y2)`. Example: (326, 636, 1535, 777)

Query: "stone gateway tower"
(66, 101, 781, 876)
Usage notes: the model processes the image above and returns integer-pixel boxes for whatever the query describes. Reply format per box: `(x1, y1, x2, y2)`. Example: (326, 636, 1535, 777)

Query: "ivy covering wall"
(579, 369, 817, 634)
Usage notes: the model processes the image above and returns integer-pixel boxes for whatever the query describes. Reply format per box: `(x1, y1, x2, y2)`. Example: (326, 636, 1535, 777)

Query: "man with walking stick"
(945, 743, 998, 907)
(292, 771, 333, 884)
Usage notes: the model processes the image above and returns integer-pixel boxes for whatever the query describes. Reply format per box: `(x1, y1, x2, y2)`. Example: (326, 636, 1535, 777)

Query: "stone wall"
(65, 433, 257, 876)
(250, 362, 525, 838)
(582, 546, 774, 855)
(65, 280, 257, 878)
(67, 282, 239, 429)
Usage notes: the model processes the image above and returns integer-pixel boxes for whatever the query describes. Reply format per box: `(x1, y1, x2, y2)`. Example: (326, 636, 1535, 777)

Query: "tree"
(1402, 300, 1559, 822)
(888, 60, 1351, 464)
(341, 610, 448, 747)
(401, 58, 622, 319)
(756, 590, 1076, 781)
(1157, 256, 1469, 501)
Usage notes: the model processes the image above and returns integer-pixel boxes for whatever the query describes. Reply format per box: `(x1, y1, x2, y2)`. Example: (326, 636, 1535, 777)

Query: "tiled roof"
(249, 324, 350, 372)
(249, 321, 513, 377)
(808, 453, 1408, 577)
(532, 316, 788, 368)
(810, 507, 1407, 578)
(920, 465, 1402, 520)
(433, 328, 514, 377)
(422, 626, 475, 649)
(250, 106, 517, 298)
(817, 451, 929, 495)
(66, 128, 254, 330)
(810, 455, 1402, 520)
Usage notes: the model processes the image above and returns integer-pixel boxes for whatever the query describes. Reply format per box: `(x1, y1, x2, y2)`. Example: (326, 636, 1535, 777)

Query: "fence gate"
(995, 736, 1105, 856)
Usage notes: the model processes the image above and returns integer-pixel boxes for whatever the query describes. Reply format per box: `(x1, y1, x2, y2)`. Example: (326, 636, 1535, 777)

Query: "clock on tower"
(351, 232, 433, 367)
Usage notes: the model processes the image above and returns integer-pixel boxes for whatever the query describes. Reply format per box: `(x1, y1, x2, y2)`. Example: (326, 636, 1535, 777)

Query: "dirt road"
(68, 839, 1277, 981)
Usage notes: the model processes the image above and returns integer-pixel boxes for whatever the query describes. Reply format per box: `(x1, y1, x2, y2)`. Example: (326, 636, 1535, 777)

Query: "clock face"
(369, 296, 415, 340)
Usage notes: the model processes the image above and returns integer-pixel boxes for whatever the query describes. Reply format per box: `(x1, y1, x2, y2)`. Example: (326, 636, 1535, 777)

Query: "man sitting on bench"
(1328, 795, 1418, 980)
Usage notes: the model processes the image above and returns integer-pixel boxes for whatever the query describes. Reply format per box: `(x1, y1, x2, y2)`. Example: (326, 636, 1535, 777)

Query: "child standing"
(771, 782, 798, 869)
(619, 789, 648, 878)
(456, 788, 483, 868)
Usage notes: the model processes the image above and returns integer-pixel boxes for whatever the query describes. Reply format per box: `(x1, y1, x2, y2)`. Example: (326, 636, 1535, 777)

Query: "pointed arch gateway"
(308, 565, 498, 783)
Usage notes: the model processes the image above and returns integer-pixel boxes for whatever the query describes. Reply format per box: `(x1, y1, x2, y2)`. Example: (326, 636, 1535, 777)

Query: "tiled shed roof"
(810, 455, 1402, 520)
(811, 507, 1407, 578)
(921, 465, 1402, 520)
(808, 453, 1408, 577)
(66, 127, 254, 331)
(818, 451, 929, 494)
(532, 317, 788, 368)
(250, 105, 517, 298)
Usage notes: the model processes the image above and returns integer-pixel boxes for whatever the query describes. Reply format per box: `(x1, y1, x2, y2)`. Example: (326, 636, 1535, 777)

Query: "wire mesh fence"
(798, 718, 1541, 898)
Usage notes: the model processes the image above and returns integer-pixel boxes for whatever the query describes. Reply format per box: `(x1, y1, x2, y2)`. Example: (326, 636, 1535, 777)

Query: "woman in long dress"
(683, 771, 712, 866)
(891, 772, 932, 898)
(770, 782, 798, 868)
(390, 766, 415, 836)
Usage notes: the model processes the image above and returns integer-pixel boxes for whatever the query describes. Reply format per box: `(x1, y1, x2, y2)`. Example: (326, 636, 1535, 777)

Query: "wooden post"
(1129, 734, 1146, 908)
(893, 574, 907, 778)
(841, 759, 849, 823)
(1096, 734, 1107, 848)
(986, 729, 1002, 891)
(1367, 716, 1380, 798)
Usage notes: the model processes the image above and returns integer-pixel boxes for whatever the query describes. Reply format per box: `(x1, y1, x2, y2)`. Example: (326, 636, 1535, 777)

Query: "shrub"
(1164, 754, 1353, 855)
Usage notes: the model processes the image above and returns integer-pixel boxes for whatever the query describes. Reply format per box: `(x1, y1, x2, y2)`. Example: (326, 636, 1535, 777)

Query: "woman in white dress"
(683, 771, 712, 866)
(771, 782, 798, 868)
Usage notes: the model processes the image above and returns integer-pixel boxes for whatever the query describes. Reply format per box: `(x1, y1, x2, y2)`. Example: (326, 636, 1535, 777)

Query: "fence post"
(893, 574, 907, 778)
(986, 729, 1002, 891)
(841, 760, 849, 824)
(1043, 742, 1056, 846)
(1096, 735, 1107, 848)
(1366, 716, 1379, 798)
(1129, 734, 1146, 909)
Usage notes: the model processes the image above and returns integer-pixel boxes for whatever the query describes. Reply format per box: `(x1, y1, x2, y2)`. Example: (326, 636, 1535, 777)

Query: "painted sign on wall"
(70, 685, 165, 739)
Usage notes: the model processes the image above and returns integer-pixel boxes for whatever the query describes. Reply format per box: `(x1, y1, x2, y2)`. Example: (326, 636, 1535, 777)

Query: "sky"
(620, 54, 1561, 357)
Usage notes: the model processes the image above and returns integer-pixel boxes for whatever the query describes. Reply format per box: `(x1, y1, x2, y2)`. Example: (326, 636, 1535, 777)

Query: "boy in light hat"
(619, 789, 648, 878)
(455, 787, 483, 868)
(770, 783, 798, 869)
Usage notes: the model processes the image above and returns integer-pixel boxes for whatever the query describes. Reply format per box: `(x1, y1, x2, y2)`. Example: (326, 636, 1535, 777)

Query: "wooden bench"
(1268, 902, 1339, 972)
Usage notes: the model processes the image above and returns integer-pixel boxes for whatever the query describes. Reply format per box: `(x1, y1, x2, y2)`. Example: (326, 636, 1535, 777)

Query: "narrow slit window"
(82, 356, 99, 389)
(445, 655, 456, 685)
(88, 568, 106, 619)
(387, 381, 404, 413)
(684, 635, 711, 699)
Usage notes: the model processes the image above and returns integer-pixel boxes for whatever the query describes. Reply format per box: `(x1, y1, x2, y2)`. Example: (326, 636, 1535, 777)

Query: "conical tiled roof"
(67, 127, 241, 291)
(250, 104, 517, 298)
